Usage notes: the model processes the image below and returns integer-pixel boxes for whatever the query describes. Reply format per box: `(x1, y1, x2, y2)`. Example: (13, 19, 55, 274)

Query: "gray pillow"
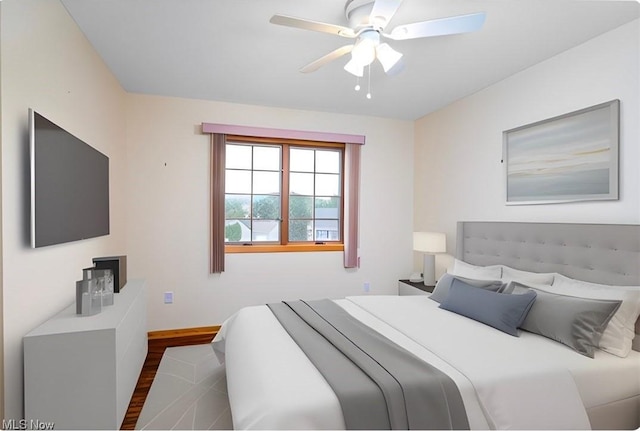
(439, 278, 537, 336)
(515, 285, 622, 358)
(430, 273, 505, 303)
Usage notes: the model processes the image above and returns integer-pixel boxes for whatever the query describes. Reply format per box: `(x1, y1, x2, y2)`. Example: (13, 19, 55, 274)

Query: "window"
(224, 136, 344, 252)
(205, 123, 362, 272)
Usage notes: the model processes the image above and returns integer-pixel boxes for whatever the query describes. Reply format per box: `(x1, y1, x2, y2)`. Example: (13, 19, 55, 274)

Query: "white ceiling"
(60, 0, 639, 120)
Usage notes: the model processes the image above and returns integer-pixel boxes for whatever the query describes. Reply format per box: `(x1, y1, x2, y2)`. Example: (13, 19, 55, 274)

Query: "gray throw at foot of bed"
(267, 299, 469, 430)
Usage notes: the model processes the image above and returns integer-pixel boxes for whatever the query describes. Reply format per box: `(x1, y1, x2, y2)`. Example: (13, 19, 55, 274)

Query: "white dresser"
(24, 280, 147, 430)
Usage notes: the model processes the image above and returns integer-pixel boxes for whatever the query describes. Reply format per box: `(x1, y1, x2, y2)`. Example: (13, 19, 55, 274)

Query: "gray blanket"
(267, 299, 469, 430)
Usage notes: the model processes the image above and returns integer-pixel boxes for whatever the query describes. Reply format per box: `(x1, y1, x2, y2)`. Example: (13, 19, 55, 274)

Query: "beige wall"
(413, 19, 640, 274)
(125, 94, 415, 332)
(1, 0, 128, 419)
(0, 0, 414, 420)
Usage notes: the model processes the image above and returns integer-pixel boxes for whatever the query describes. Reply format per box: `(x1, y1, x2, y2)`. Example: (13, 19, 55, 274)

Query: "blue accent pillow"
(430, 273, 505, 303)
(439, 278, 537, 336)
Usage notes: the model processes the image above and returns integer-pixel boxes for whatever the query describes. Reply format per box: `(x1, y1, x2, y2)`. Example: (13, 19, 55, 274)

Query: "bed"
(213, 221, 640, 430)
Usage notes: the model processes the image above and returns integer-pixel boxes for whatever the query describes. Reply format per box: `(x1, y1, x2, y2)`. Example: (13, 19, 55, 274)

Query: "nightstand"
(398, 279, 434, 295)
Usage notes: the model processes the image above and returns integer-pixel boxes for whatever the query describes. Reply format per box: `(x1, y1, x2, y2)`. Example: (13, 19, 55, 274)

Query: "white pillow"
(503, 279, 552, 294)
(450, 259, 502, 280)
(500, 265, 554, 285)
(551, 274, 640, 357)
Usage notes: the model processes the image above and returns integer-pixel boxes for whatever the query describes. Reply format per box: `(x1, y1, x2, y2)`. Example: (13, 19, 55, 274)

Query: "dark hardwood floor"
(121, 326, 220, 430)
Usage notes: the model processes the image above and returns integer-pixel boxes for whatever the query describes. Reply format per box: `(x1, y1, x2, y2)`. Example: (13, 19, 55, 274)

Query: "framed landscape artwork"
(504, 99, 619, 205)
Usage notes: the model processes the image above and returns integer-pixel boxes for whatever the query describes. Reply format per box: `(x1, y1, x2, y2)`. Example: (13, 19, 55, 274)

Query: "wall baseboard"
(148, 325, 221, 351)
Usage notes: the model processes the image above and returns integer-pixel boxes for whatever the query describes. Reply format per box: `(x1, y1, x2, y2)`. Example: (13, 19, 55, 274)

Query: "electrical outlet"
(363, 282, 370, 293)
(164, 291, 173, 304)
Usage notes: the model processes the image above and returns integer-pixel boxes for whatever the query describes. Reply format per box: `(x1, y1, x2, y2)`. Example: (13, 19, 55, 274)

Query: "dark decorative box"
(92, 255, 127, 293)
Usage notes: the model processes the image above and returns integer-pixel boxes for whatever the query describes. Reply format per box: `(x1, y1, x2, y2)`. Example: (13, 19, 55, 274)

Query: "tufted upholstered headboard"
(455, 221, 640, 286)
(455, 221, 640, 351)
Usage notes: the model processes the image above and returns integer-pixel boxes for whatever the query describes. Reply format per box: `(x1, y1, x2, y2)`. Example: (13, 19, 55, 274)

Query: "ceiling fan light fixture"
(270, 1, 487, 84)
(344, 57, 365, 77)
(350, 33, 378, 67)
(375, 43, 402, 73)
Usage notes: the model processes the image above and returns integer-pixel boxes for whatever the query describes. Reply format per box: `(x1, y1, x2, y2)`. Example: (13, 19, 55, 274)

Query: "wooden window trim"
(281, 145, 291, 244)
(225, 136, 344, 252)
(226, 243, 344, 253)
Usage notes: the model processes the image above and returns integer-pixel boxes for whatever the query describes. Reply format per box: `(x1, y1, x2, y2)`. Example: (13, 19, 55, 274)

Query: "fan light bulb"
(366, 92, 372, 99)
(351, 33, 377, 66)
(345, 30, 379, 77)
(352, 40, 376, 66)
(355, 83, 361, 91)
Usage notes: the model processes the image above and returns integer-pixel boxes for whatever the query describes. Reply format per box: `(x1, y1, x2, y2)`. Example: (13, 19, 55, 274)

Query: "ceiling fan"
(270, 0, 486, 77)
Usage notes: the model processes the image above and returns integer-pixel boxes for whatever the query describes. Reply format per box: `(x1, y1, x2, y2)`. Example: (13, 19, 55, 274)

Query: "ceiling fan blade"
(300, 45, 354, 73)
(369, 0, 404, 29)
(270, 14, 356, 38)
(386, 12, 486, 41)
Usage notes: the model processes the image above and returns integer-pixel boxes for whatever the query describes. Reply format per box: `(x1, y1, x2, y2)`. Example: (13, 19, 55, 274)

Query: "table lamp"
(413, 232, 446, 286)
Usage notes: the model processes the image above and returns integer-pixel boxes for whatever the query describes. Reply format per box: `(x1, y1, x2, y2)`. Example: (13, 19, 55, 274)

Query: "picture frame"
(503, 99, 619, 205)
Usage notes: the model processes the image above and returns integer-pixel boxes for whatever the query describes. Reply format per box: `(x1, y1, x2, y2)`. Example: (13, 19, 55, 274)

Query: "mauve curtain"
(343, 143, 361, 268)
(210, 134, 226, 273)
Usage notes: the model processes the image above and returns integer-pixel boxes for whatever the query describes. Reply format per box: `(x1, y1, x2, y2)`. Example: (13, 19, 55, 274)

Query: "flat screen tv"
(30, 109, 110, 248)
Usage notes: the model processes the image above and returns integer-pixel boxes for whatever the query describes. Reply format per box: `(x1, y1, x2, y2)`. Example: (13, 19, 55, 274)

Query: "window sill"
(225, 243, 344, 254)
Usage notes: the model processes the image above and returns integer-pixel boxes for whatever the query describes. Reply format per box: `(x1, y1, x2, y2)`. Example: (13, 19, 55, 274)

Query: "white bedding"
(213, 295, 640, 430)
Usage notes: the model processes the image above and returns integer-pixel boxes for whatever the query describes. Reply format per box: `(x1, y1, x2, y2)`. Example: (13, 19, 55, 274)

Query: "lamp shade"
(413, 232, 446, 253)
(375, 43, 403, 73)
(344, 58, 365, 77)
(344, 30, 381, 77)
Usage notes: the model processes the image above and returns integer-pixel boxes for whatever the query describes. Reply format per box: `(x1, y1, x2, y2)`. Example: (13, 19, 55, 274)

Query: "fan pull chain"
(352, 66, 372, 99)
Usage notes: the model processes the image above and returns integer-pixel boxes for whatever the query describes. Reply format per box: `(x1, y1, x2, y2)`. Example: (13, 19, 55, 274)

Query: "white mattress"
(213, 295, 640, 430)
